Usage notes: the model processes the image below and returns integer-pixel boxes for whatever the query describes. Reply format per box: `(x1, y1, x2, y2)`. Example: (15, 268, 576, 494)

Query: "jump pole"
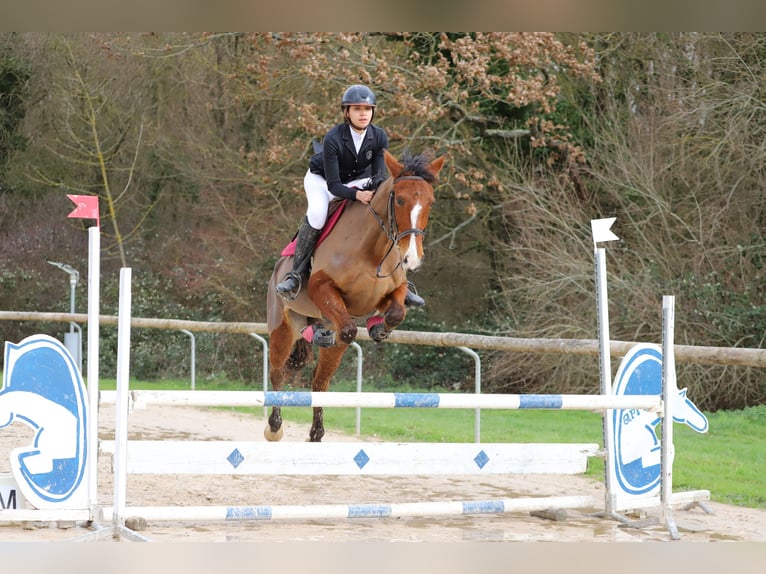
(590, 218, 619, 518)
(661, 295, 679, 540)
(100, 495, 597, 524)
(112, 268, 131, 534)
(85, 226, 100, 516)
(99, 390, 661, 411)
(86, 267, 148, 542)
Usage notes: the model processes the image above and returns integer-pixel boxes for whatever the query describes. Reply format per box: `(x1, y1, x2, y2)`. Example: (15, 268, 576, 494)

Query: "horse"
(265, 149, 445, 442)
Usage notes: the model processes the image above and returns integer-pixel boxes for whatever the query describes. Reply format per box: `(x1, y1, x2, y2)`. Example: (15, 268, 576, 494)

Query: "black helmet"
(341, 84, 377, 108)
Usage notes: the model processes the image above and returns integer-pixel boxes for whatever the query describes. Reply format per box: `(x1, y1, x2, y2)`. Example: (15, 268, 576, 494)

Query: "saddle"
(280, 198, 349, 257)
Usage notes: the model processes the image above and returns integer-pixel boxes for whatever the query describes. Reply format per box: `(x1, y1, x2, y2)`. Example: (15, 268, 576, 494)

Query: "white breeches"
(304, 169, 371, 229)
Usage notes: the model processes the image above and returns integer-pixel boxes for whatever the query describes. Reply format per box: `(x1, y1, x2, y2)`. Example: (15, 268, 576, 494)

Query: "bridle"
(367, 175, 428, 278)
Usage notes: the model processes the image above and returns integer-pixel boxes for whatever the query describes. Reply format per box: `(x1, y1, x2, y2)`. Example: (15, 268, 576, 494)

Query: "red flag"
(67, 194, 100, 228)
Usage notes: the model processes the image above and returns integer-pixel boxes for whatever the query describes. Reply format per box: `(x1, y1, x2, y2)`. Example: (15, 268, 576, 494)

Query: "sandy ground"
(1, 402, 765, 543)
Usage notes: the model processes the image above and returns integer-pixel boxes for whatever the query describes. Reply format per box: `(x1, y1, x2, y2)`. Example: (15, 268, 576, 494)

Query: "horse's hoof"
(369, 323, 388, 342)
(301, 324, 336, 347)
(264, 426, 284, 442)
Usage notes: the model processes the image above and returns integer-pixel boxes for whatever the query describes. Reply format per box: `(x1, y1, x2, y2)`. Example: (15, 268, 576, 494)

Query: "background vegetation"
(1, 33, 764, 410)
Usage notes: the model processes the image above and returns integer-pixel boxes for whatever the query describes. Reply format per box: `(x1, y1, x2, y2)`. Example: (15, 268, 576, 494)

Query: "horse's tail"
(286, 337, 312, 371)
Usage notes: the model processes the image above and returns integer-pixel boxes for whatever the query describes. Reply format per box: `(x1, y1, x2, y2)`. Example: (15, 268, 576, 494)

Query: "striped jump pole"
(100, 495, 597, 524)
(99, 389, 662, 412)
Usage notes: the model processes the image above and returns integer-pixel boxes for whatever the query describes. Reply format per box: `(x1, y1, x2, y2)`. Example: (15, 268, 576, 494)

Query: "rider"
(275, 84, 425, 308)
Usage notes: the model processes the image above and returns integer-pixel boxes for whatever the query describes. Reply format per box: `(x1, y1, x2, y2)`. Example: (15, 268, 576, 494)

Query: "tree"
(0, 34, 30, 184)
(486, 33, 766, 409)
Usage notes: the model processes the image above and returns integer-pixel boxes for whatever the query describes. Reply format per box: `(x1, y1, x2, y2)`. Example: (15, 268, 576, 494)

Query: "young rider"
(275, 84, 425, 307)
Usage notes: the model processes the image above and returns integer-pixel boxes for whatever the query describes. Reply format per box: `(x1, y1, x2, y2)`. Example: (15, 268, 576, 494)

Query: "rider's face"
(346, 105, 374, 131)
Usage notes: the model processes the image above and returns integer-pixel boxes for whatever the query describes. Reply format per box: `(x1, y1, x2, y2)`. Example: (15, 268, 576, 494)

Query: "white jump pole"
(85, 226, 100, 513)
(661, 295, 679, 540)
(100, 495, 596, 524)
(112, 267, 132, 532)
(590, 218, 620, 516)
(594, 246, 617, 516)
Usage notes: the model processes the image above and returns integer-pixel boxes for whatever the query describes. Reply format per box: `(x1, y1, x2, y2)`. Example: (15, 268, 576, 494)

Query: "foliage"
(481, 33, 766, 409)
(0, 36, 29, 183)
(96, 270, 264, 381)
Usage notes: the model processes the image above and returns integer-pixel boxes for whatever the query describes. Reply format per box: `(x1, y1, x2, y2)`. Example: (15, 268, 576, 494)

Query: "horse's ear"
(384, 149, 403, 178)
(429, 155, 446, 177)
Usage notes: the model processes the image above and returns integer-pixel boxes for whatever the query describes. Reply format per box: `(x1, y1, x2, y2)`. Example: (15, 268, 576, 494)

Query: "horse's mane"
(398, 150, 438, 184)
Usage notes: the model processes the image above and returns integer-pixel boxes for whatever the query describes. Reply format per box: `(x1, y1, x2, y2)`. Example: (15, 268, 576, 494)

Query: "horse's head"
(380, 149, 445, 272)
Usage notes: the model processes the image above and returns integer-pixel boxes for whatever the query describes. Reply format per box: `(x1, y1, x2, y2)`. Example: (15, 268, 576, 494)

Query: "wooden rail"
(1, 310, 765, 368)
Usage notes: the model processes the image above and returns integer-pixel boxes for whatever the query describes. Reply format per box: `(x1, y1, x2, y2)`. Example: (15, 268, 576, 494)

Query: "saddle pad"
(281, 199, 349, 257)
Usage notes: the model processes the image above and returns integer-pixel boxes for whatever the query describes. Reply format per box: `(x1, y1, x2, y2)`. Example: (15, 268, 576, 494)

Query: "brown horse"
(266, 149, 445, 442)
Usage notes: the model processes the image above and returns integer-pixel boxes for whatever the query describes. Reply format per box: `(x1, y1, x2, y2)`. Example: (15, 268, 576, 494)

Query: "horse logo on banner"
(609, 343, 708, 506)
(0, 335, 89, 509)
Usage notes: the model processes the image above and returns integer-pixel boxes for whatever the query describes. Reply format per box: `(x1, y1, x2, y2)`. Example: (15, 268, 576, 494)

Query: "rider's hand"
(355, 189, 374, 204)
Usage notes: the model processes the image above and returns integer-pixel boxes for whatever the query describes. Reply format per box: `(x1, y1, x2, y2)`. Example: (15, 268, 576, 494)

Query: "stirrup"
(275, 273, 302, 301)
(404, 281, 425, 308)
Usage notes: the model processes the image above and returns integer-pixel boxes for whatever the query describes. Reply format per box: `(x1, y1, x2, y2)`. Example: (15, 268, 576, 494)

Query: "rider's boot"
(404, 281, 425, 307)
(276, 217, 322, 301)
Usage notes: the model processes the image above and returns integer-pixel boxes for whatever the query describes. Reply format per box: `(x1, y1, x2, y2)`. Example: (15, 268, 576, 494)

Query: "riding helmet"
(341, 85, 377, 108)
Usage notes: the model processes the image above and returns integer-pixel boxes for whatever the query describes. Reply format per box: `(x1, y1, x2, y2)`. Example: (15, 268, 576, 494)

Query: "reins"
(367, 175, 427, 279)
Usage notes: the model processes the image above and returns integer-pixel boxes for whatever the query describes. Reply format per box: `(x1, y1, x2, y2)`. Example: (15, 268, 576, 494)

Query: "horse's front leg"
(306, 271, 358, 345)
(367, 283, 408, 342)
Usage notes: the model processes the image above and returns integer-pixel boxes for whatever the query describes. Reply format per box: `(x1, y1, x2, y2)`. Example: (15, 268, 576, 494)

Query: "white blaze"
(403, 203, 423, 270)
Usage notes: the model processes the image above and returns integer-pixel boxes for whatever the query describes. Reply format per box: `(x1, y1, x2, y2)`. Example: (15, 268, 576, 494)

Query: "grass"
(101, 377, 766, 510)
(671, 406, 766, 508)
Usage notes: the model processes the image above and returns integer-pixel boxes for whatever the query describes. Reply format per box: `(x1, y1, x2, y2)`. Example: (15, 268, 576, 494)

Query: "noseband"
(368, 175, 428, 278)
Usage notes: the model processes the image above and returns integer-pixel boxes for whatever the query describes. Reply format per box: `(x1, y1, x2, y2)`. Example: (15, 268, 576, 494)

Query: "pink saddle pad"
(281, 200, 349, 257)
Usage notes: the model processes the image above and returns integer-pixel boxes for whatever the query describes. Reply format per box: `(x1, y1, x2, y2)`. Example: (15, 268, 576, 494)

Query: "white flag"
(591, 217, 619, 246)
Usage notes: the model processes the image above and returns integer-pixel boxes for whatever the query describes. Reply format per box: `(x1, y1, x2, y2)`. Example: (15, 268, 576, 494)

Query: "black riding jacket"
(309, 122, 389, 200)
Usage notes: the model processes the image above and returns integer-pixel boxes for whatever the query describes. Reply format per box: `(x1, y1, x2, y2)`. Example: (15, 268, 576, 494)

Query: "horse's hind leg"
(266, 321, 308, 441)
(308, 344, 347, 442)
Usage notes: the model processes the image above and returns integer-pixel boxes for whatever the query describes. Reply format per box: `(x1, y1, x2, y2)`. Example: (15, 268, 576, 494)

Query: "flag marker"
(590, 217, 619, 247)
(67, 195, 100, 229)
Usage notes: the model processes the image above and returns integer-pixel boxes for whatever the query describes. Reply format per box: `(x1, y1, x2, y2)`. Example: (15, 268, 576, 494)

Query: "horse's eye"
(396, 197, 405, 207)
